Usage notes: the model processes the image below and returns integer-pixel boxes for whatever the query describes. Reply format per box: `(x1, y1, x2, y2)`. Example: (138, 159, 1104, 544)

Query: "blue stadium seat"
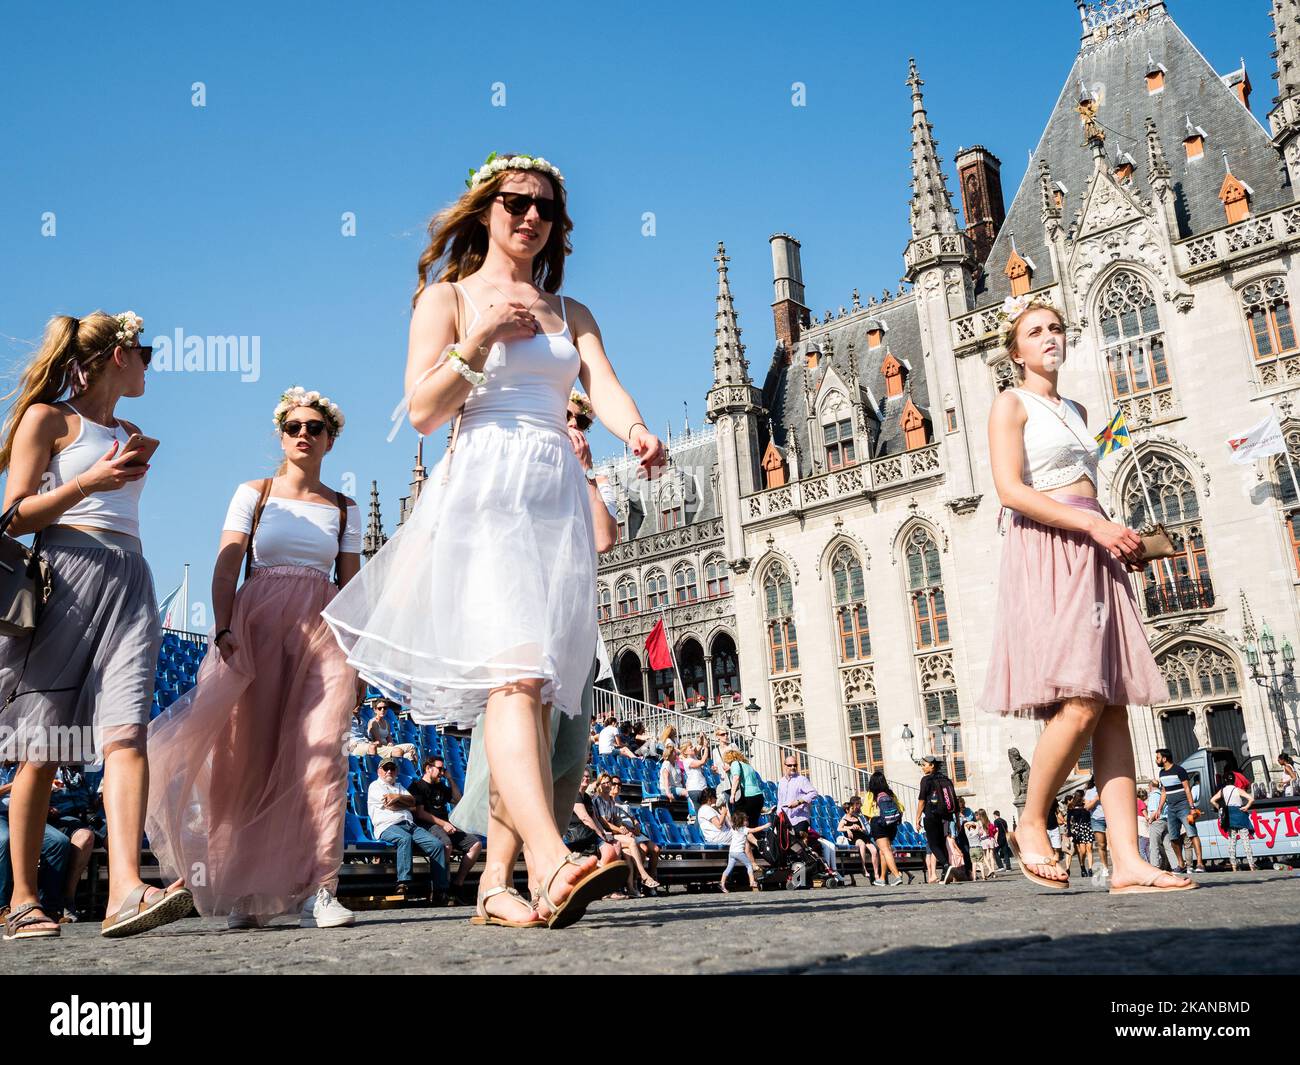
(397, 760, 417, 787)
(761, 781, 778, 804)
(344, 811, 387, 849)
(644, 817, 670, 846)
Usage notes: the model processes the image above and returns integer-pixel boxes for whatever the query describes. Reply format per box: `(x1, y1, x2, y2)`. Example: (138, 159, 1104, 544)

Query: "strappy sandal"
(1109, 870, 1198, 895)
(100, 882, 194, 939)
(1009, 830, 1069, 891)
(537, 854, 628, 929)
(469, 886, 545, 928)
(3, 902, 61, 941)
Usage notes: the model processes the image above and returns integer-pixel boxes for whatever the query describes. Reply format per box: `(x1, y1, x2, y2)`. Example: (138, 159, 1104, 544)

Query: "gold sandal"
(538, 854, 628, 929)
(469, 886, 545, 928)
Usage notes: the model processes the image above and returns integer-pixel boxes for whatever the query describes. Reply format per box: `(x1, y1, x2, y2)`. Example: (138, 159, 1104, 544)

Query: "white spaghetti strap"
(560, 295, 569, 330)
(453, 282, 482, 330)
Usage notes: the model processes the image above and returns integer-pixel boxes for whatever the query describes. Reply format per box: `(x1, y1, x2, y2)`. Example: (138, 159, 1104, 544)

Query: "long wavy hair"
(0, 311, 122, 474)
(412, 153, 573, 308)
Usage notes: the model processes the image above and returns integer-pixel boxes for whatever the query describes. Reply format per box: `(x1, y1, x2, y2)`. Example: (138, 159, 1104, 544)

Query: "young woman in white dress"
(324, 152, 664, 928)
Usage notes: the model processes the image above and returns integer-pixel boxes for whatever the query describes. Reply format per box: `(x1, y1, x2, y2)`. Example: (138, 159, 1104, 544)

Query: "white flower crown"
(114, 311, 144, 344)
(467, 151, 565, 191)
(273, 385, 345, 436)
(569, 389, 592, 417)
(995, 294, 1059, 347)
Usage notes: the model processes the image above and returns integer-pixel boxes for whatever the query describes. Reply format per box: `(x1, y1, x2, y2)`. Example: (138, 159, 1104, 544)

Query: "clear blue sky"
(0, 0, 1274, 619)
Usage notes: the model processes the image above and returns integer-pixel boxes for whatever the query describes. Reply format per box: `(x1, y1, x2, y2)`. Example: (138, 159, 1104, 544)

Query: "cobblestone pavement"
(3, 869, 1296, 975)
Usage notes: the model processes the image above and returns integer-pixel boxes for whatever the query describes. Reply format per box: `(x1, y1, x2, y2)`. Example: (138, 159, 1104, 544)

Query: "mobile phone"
(121, 432, 160, 468)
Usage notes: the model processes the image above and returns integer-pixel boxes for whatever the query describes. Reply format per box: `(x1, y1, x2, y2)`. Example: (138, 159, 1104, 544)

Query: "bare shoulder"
(117, 417, 144, 437)
(20, 402, 69, 435)
(413, 279, 459, 320)
(239, 478, 270, 493)
(989, 389, 1026, 425)
(564, 296, 598, 333)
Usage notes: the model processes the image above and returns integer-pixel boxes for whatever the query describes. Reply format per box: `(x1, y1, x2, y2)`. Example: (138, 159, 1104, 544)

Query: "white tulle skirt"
(322, 419, 597, 729)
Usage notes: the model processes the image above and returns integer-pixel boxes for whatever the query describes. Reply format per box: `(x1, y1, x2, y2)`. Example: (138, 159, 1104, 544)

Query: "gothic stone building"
(364, 1, 1300, 813)
(590, 0, 1300, 812)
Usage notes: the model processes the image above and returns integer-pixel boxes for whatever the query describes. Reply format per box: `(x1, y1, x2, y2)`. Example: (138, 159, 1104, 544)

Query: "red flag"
(645, 618, 672, 671)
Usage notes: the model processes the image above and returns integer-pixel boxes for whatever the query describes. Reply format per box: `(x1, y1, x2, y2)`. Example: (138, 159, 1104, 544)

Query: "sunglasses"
(566, 409, 593, 432)
(496, 192, 556, 222)
(282, 419, 327, 437)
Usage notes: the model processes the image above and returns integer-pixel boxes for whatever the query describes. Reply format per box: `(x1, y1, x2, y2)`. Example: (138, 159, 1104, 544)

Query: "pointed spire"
(711, 241, 751, 388)
(1272, 0, 1300, 102)
(906, 58, 959, 240)
(1145, 116, 1170, 182)
(363, 479, 387, 559)
(683, 401, 691, 437)
(1039, 157, 1061, 221)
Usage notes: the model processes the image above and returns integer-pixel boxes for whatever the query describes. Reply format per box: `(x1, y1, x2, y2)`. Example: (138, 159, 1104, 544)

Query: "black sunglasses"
(496, 192, 556, 223)
(282, 419, 327, 437)
(567, 409, 592, 432)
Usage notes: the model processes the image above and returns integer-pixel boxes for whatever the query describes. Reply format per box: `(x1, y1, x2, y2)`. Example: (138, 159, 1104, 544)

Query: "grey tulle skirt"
(0, 526, 160, 763)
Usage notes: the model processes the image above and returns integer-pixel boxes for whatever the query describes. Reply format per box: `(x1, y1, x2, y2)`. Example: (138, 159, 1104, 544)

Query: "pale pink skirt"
(978, 496, 1169, 718)
(145, 566, 357, 917)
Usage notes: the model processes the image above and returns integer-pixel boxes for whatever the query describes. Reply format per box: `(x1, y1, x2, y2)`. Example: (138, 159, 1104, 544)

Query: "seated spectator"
(695, 787, 731, 847)
(653, 725, 678, 758)
(719, 809, 764, 893)
(0, 763, 72, 937)
(367, 759, 450, 903)
(407, 756, 482, 898)
(837, 795, 881, 884)
(569, 770, 631, 899)
(630, 721, 649, 756)
(592, 773, 661, 895)
(659, 748, 687, 800)
(365, 701, 418, 765)
(47, 764, 105, 921)
(596, 715, 635, 758)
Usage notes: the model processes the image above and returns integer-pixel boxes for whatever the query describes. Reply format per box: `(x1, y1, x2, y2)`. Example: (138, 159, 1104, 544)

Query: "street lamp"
(1248, 621, 1297, 753)
(744, 697, 761, 739)
(901, 723, 920, 765)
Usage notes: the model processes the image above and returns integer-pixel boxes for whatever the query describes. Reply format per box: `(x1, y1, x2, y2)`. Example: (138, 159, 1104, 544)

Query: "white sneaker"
(872, 879, 887, 887)
(888, 874, 904, 886)
(301, 887, 355, 928)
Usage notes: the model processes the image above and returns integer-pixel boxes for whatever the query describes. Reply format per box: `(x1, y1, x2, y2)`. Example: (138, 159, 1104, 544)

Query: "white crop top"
(223, 483, 362, 576)
(1010, 388, 1098, 491)
(46, 402, 145, 538)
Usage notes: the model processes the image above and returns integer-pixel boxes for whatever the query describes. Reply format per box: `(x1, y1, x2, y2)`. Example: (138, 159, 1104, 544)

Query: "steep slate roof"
(760, 292, 933, 463)
(977, 4, 1289, 305)
(600, 430, 720, 544)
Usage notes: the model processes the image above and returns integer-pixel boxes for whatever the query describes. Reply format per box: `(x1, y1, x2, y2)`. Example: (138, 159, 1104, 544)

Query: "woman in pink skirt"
(979, 295, 1194, 895)
(145, 387, 362, 928)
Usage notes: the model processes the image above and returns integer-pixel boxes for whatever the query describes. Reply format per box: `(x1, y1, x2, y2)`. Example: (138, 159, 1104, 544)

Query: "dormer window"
(1219, 171, 1252, 224)
(761, 438, 788, 489)
(1114, 152, 1136, 183)
(1005, 249, 1034, 297)
(1145, 63, 1166, 95)
(901, 397, 928, 450)
(865, 322, 884, 349)
(1053, 182, 1067, 210)
(882, 352, 904, 398)
(1183, 122, 1207, 160)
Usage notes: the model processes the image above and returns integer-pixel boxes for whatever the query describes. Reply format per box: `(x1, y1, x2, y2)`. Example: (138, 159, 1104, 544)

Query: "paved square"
(3, 869, 1295, 975)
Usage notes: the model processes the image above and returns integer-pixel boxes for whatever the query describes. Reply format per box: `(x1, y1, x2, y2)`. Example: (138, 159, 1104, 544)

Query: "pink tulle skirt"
(145, 565, 358, 917)
(978, 496, 1169, 718)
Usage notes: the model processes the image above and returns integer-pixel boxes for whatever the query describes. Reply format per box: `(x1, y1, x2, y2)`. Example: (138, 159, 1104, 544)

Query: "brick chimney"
(954, 145, 1005, 265)
(769, 232, 809, 361)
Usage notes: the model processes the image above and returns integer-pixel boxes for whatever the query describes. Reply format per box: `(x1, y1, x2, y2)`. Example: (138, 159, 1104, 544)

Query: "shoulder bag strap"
(243, 478, 274, 582)
(441, 283, 468, 488)
(333, 489, 348, 588)
(1016, 388, 1097, 456)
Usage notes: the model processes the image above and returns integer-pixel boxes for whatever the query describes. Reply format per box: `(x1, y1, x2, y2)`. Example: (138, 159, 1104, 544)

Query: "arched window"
(659, 489, 683, 531)
(645, 569, 669, 610)
(1277, 428, 1300, 576)
(673, 562, 698, 604)
(1241, 277, 1297, 361)
(704, 554, 731, 598)
(597, 583, 612, 622)
(820, 392, 856, 470)
(615, 576, 639, 617)
(1121, 451, 1214, 616)
(711, 632, 739, 698)
(1098, 270, 1173, 421)
(830, 545, 871, 662)
(763, 562, 798, 674)
(904, 527, 948, 650)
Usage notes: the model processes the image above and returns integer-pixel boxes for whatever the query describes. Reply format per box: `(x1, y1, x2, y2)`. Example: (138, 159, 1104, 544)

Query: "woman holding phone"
(324, 151, 664, 928)
(0, 310, 193, 941)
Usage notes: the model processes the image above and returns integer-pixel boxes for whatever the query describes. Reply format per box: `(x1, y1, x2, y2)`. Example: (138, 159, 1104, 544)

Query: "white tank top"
(453, 281, 577, 435)
(46, 402, 145, 538)
(1010, 388, 1098, 492)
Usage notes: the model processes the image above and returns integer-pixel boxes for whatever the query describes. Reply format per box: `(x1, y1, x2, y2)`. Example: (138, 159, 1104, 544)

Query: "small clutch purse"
(0, 499, 53, 637)
(1138, 523, 1176, 562)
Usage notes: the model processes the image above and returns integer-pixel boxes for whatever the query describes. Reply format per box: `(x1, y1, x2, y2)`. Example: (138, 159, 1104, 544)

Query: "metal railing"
(1143, 576, 1215, 617)
(591, 687, 919, 814)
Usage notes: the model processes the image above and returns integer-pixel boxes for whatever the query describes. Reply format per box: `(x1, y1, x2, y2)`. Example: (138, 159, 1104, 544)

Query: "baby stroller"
(767, 811, 846, 889)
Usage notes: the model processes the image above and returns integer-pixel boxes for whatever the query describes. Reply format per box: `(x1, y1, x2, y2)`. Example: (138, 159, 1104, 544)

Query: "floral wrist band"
(448, 350, 487, 387)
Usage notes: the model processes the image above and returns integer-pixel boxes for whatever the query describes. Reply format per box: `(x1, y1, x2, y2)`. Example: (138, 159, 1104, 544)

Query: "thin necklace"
(480, 277, 544, 316)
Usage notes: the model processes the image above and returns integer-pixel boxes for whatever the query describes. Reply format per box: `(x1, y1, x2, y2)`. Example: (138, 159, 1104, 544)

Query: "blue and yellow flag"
(1095, 408, 1130, 458)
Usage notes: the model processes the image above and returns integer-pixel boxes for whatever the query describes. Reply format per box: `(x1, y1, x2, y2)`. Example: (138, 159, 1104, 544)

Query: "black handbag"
(0, 499, 53, 637)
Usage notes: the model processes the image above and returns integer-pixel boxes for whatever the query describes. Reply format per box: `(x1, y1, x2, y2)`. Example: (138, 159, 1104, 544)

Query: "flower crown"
(569, 390, 592, 417)
(273, 386, 345, 437)
(995, 293, 1060, 348)
(466, 151, 565, 191)
(114, 311, 144, 344)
